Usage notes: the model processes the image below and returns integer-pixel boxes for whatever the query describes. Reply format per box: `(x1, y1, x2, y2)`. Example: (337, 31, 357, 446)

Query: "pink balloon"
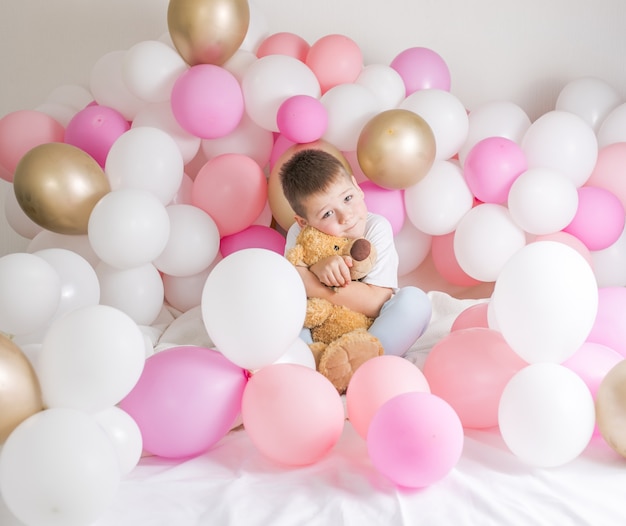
(587, 142, 626, 210)
(305, 34, 363, 93)
(65, 104, 130, 167)
(563, 186, 625, 251)
(191, 153, 268, 236)
(171, 64, 244, 139)
(241, 363, 344, 466)
(360, 181, 405, 235)
(451, 302, 489, 331)
(422, 328, 528, 429)
(431, 232, 483, 287)
(367, 392, 463, 488)
(463, 137, 527, 203)
(533, 232, 593, 267)
(220, 224, 286, 257)
(587, 287, 626, 357)
(256, 32, 310, 62)
(389, 47, 451, 96)
(276, 95, 328, 144)
(562, 341, 623, 398)
(0, 110, 65, 181)
(118, 346, 248, 459)
(346, 355, 430, 440)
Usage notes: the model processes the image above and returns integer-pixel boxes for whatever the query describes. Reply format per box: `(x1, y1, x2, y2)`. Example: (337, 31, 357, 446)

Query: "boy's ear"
(294, 215, 308, 228)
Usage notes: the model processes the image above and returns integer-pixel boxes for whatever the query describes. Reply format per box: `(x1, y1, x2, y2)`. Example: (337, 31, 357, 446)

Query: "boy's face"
(295, 172, 368, 239)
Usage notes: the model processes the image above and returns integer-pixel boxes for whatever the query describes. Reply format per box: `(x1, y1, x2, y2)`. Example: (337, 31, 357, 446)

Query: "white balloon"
(105, 126, 184, 205)
(555, 76, 622, 133)
(33, 102, 77, 127)
(34, 248, 100, 319)
(122, 40, 188, 103)
(27, 231, 100, 267)
(454, 204, 527, 282)
(521, 110, 598, 187)
(201, 112, 274, 169)
(90, 50, 147, 120)
(45, 83, 93, 111)
(597, 102, 626, 148)
(94, 406, 143, 476)
(0, 253, 60, 336)
(355, 64, 406, 111)
(3, 182, 43, 239)
(163, 266, 213, 313)
(273, 337, 316, 370)
(201, 249, 306, 370)
(0, 408, 121, 526)
(393, 219, 432, 277)
(507, 168, 579, 235)
(223, 49, 258, 84)
(132, 102, 201, 164)
(591, 223, 626, 287)
(458, 100, 531, 165)
(498, 363, 595, 467)
(404, 160, 474, 235)
(491, 241, 598, 364)
(321, 83, 381, 152)
(241, 54, 320, 131)
(88, 188, 171, 269)
(153, 204, 220, 277)
(96, 262, 164, 326)
(400, 89, 469, 161)
(38, 304, 145, 412)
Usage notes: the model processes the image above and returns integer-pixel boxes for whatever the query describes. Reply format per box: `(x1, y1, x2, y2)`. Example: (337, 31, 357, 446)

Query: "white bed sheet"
(1, 292, 625, 526)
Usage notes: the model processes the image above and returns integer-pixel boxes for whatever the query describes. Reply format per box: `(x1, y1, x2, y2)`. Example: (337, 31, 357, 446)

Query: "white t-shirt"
(284, 212, 399, 290)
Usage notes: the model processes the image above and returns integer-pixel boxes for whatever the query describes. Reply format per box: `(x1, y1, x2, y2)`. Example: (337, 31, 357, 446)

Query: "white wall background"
(1, 0, 625, 255)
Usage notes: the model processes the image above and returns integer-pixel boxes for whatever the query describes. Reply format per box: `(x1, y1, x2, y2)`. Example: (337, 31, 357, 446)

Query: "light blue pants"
(301, 286, 432, 357)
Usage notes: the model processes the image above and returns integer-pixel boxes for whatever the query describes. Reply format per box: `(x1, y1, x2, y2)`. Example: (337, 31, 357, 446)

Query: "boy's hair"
(279, 149, 349, 218)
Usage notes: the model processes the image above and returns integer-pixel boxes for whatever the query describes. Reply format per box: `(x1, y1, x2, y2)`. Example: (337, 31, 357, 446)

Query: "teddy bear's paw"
(318, 329, 384, 394)
(308, 342, 327, 369)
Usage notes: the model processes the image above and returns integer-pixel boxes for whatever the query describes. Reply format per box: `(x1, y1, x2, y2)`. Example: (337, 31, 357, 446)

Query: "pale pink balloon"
(586, 143, 626, 210)
(562, 341, 623, 398)
(563, 186, 625, 251)
(0, 110, 65, 181)
(389, 47, 451, 96)
(305, 34, 363, 93)
(533, 232, 592, 267)
(431, 232, 483, 287)
(241, 363, 344, 466)
(191, 154, 267, 236)
(423, 327, 528, 429)
(451, 302, 489, 332)
(586, 287, 626, 357)
(367, 392, 463, 488)
(346, 355, 430, 440)
(360, 181, 405, 235)
(256, 32, 310, 61)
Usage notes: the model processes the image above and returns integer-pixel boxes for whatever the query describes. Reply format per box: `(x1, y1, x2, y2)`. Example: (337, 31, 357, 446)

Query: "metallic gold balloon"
(13, 142, 111, 235)
(268, 140, 352, 231)
(168, 0, 250, 66)
(356, 108, 436, 190)
(596, 359, 626, 457)
(0, 333, 43, 443)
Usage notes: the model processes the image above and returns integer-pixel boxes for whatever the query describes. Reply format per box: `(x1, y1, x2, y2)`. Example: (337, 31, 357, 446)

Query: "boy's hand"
(309, 255, 353, 288)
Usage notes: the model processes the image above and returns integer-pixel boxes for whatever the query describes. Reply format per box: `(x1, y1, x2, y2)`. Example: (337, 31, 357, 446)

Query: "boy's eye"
(344, 195, 352, 202)
(322, 210, 333, 219)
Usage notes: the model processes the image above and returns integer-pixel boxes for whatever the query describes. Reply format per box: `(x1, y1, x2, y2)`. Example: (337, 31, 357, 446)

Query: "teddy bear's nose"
(350, 238, 371, 261)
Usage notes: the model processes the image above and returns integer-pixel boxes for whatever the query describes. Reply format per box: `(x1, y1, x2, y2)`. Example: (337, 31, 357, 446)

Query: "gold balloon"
(13, 142, 110, 235)
(268, 140, 353, 231)
(356, 108, 436, 190)
(0, 333, 43, 443)
(168, 0, 250, 66)
(596, 359, 626, 457)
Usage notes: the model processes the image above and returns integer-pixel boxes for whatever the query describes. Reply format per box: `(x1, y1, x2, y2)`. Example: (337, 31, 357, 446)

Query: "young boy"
(280, 149, 431, 380)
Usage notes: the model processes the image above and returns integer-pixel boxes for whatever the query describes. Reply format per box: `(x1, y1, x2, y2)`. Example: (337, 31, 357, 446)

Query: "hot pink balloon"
(191, 153, 267, 236)
(118, 346, 249, 459)
(367, 392, 463, 488)
(241, 363, 344, 466)
(220, 224, 286, 257)
(0, 110, 65, 181)
(346, 355, 430, 440)
(276, 95, 328, 144)
(451, 302, 489, 331)
(65, 104, 130, 167)
(390, 47, 451, 96)
(422, 327, 528, 429)
(171, 64, 244, 139)
(360, 181, 405, 235)
(463, 137, 527, 203)
(563, 186, 625, 251)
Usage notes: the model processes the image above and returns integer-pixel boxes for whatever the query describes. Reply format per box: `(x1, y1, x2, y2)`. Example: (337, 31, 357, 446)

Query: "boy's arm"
(295, 266, 392, 319)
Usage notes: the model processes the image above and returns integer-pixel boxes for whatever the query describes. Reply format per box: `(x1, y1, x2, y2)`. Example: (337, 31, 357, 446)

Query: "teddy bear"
(286, 225, 384, 393)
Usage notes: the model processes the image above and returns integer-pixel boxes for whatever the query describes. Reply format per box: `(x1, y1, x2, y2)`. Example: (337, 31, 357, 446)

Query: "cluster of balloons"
(1, 0, 626, 522)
